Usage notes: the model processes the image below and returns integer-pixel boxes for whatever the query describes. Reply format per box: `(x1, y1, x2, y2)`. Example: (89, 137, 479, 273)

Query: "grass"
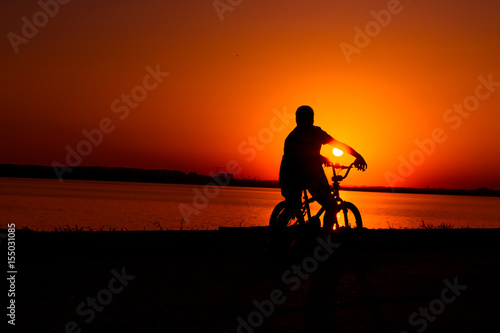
(17, 220, 475, 232)
(419, 220, 455, 230)
(151, 221, 165, 231)
(47, 224, 129, 232)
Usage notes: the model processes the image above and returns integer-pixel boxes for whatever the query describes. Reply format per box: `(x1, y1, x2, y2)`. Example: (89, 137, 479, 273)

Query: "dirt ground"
(7, 228, 500, 333)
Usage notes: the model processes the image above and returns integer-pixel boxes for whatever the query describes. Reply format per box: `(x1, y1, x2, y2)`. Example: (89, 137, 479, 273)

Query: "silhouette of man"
(279, 105, 367, 232)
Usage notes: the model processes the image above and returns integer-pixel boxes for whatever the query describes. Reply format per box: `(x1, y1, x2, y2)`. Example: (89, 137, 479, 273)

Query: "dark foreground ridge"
(9, 228, 500, 332)
(1, 164, 499, 196)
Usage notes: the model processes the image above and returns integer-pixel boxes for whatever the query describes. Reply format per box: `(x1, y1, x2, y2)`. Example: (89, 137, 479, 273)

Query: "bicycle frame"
(300, 163, 356, 224)
(269, 162, 362, 235)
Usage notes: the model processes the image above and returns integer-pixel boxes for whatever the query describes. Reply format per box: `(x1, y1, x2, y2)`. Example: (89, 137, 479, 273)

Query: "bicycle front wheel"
(337, 201, 363, 229)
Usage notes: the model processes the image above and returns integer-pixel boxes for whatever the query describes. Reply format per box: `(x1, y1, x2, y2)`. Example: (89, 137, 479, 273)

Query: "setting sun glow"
(1, 1, 499, 190)
(333, 148, 344, 157)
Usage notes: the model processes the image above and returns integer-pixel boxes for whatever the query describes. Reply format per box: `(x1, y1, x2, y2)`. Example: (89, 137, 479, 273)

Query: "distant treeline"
(0, 164, 279, 188)
(340, 186, 500, 197)
(0, 164, 498, 196)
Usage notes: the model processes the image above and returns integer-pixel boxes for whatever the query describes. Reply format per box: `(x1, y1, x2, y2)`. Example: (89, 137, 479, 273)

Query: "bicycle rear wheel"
(269, 201, 303, 231)
(336, 201, 363, 229)
(268, 201, 309, 252)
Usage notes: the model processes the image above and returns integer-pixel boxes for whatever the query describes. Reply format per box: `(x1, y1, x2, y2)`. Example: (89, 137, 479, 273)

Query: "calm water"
(1, 177, 499, 230)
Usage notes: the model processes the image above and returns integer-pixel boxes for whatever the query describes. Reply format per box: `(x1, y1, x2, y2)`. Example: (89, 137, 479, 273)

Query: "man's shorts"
(281, 169, 333, 208)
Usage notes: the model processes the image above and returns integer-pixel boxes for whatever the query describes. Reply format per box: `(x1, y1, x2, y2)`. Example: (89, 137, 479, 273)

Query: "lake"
(1, 177, 499, 231)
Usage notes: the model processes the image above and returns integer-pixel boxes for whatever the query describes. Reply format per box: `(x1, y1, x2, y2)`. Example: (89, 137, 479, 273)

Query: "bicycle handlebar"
(325, 162, 357, 182)
(332, 163, 353, 169)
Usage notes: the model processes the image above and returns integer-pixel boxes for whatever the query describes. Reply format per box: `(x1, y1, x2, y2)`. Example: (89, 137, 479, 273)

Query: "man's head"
(296, 105, 314, 126)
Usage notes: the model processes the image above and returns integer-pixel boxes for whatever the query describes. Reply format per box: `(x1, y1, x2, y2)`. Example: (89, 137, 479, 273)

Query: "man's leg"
(322, 198, 338, 234)
(308, 173, 338, 234)
(281, 185, 303, 225)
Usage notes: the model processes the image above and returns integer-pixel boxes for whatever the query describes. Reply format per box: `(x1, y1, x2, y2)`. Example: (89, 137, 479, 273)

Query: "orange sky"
(1, 0, 500, 189)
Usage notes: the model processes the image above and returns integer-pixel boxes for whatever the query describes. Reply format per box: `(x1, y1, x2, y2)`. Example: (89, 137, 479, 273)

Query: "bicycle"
(269, 161, 363, 241)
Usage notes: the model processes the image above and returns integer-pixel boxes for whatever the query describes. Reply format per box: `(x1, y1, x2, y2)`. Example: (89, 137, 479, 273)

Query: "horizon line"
(1, 163, 499, 193)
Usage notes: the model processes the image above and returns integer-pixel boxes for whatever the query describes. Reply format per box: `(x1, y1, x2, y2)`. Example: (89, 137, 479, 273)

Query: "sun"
(333, 148, 343, 157)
